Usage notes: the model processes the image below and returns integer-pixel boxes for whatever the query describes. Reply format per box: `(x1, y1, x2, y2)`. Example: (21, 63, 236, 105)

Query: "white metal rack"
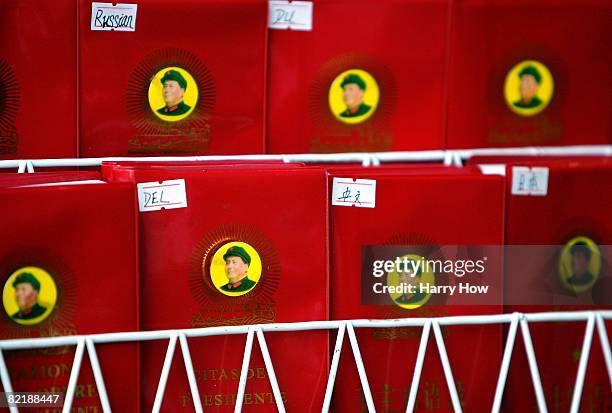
(1, 145, 611, 412)
(0, 311, 610, 413)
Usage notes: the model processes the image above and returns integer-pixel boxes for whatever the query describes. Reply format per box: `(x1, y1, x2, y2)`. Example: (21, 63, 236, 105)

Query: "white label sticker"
(511, 167, 531, 195)
(331, 177, 376, 208)
(511, 166, 549, 196)
(269, 1, 313, 31)
(137, 179, 187, 212)
(529, 167, 549, 196)
(91, 3, 138, 32)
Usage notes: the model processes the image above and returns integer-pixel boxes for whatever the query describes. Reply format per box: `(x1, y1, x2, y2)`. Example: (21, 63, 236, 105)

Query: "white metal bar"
(0, 349, 18, 413)
(0, 155, 285, 169)
(346, 322, 375, 413)
(524, 311, 597, 323)
(374, 150, 447, 163)
(255, 328, 286, 413)
(286, 153, 370, 164)
(350, 319, 426, 328)
(321, 322, 346, 413)
(0, 312, 611, 351)
(248, 320, 343, 333)
(234, 328, 255, 413)
(462, 144, 612, 159)
(569, 314, 596, 413)
(433, 314, 516, 326)
(491, 313, 520, 413)
(595, 314, 612, 389)
(431, 321, 462, 413)
(152, 334, 178, 413)
(0, 145, 608, 170)
(2, 312, 612, 351)
(178, 333, 203, 413)
(453, 152, 464, 167)
(85, 338, 112, 413)
(62, 338, 86, 413)
(519, 317, 548, 413)
(443, 151, 454, 166)
(16, 161, 26, 173)
(0, 336, 81, 349)
(406, 320, 432, 413)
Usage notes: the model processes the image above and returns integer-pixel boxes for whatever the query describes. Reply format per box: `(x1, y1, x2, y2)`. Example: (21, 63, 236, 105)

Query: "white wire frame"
(0, 145, 610, 172)
(1, 147, 611, 411)
(0, 311, 610, 413)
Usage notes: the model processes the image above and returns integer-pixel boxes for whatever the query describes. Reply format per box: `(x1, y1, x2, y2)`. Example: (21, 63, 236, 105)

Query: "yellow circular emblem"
(148, 66, 198, 122)
(3, 267, 57, 325)
(387, 254, 435, 310)
(504, 60, 554, 117)
(328, 69, 379, 125)
(207, 242, 262, 297)
(558, 237, 600, 294)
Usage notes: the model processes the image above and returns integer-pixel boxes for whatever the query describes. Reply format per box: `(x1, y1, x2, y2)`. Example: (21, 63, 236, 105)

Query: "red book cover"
(466, 155, 612, 166)
(0, 171, 103, 188)
(323, 163, 480, 176)
(446, 0, 612, 148)
(100, 160, 304, 181)
(0, 0, 77, 159)
(503, 159, 612, 412)
(329, 169, 505, 412)
(0, 182, 139, 412)
(79, 0, 267, 156)
(267, 0, 448, 153)
(105, 165, 329, 412)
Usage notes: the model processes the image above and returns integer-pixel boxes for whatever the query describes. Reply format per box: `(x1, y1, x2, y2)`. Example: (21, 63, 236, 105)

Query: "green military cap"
(340, 73, 366, 91)
(518, 65, 542, 84)
(160, 69, 188, 90)
(12, 272, 41, 292)
(223, 245, 251, 265)
(570, 241, 592, 259)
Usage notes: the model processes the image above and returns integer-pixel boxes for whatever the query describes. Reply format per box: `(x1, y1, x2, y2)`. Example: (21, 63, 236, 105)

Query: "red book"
(267, 0, 448, 153)
(329, 168, 505, 412)
(79, 0, 267, 156)
(323, 163, 480, 176)
(466, 155, 611, 166)
(0, 182, 139, 412)
(105, 164, 329, 412)
(0, 172, 103, 188)
(100, 160, 304, 181)
(446, 0, 612, 148)
(503, 159, 612, 412)
(0, 0, 77, 159)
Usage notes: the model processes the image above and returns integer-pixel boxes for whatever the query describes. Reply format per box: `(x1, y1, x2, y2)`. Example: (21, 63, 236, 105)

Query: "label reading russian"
(91, 3, 138, 32)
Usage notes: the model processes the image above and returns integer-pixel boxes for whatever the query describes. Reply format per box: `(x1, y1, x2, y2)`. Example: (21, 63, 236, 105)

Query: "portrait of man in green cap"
(339, 73, 372, 118)
(11, 272, 47, 320)
(221, 245, 256, 293)
(395, 260, 428, 305)
(513, 65, 543, 109)
(566, 242, 596, 288)
(157, 69, 192, 116)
